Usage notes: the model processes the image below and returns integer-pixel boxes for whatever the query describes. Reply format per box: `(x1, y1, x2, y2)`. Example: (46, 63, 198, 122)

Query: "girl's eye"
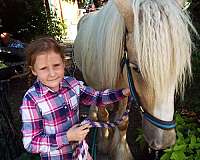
(54, 64, 61, 67)
(40, 67, 47, 70)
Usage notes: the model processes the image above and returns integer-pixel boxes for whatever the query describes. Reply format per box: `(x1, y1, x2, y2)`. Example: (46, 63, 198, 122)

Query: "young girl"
(20, 37, 130, 160)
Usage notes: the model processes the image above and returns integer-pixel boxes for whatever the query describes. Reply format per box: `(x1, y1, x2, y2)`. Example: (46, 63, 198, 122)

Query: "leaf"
(174, 145, 186, 151)
(197, 149, 200, 155)
(191, 135, 197, 145)
(195, 155, 200, 160)
(176, 114, 185, 125)
(189, 143, 200, 149)
(160, 152, 171, 160)
(171, 151, 185, 160)
(163, 148, 172, 152)
(176, 132, 185, 145)
(177, 131, 184, 138)
(135, 135, 142, 142)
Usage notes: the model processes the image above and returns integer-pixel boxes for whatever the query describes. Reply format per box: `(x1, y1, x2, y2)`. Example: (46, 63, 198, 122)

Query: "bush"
(0, 60, 7, 69)
(0, 0, 67, 42)
(161, 114, 200, 160)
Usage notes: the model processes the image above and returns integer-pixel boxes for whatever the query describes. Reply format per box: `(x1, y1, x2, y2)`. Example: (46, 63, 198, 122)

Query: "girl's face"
(31, 51, 65, 91)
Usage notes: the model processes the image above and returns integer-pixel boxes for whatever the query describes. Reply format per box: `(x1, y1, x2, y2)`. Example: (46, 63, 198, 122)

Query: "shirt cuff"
(118, 89, 126, 98)
(56, 132, 69, 148)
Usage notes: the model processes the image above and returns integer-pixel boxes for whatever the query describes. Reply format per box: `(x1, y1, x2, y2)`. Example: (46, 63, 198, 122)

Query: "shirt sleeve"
(79, 81, 126, 106)
(20, 94, 69, 154)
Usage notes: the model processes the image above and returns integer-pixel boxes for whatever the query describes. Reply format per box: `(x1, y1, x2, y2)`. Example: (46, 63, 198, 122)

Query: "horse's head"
(115, 0, 193, 150)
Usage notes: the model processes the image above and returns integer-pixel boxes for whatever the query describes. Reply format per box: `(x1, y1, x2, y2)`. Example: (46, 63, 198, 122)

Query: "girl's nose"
(49, 68, 56, 76)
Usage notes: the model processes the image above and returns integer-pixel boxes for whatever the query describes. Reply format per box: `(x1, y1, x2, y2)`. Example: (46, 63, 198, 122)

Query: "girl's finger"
(72, 124, 81, 128)
(81, 124, 92, 130)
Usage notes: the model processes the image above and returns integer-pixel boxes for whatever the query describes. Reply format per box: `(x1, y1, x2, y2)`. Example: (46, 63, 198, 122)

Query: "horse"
(73, 0, 195, 159)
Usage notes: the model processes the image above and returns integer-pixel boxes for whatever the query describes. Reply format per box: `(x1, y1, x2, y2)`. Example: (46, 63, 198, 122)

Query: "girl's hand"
(66, 123, 92, 142)
(122, 88, 130, 96)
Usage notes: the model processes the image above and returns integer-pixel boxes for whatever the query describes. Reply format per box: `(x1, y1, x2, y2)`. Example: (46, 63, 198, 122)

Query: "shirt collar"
(34, 79, 68, 97)
(60, 78, 68, 89)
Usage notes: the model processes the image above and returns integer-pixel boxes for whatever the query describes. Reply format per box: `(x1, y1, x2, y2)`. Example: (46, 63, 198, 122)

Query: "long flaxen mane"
(75, 0, 194, 98)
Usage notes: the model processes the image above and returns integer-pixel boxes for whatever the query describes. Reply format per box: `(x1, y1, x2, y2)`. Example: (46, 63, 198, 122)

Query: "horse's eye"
(130, 63, 140, 73)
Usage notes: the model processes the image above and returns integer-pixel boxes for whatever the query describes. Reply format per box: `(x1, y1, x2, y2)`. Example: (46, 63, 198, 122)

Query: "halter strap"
(123, 51, 176, 129)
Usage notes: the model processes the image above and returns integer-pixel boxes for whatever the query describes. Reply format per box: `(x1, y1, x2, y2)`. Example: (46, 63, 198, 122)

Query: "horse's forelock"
(130, 0, 193, 99)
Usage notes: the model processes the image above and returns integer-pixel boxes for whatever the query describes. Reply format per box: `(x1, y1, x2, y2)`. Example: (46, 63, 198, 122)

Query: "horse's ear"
(114, 0, 134, 33)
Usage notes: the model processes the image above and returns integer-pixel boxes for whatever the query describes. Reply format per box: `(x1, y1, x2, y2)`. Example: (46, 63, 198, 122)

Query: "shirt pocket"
(65, 102, 79, 125)
(69, 95, 79, 110)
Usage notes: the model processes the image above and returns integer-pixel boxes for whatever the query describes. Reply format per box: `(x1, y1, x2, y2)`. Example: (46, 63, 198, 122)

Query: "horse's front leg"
(89, 105, 113, 155)
(110, 99, 134, 160)
(89, 100, 133, 160)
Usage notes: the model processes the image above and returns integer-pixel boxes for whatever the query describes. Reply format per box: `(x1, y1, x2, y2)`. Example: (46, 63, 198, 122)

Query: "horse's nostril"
(149, 142, 163, 150)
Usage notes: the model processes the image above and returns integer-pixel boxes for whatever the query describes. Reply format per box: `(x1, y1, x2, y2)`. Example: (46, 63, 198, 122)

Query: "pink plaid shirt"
(20, 76, 125, 160)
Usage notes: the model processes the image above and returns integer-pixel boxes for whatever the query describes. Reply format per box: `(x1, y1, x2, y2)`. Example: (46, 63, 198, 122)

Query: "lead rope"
(81, 109, 129, 128)
(73, 109, 130, 160)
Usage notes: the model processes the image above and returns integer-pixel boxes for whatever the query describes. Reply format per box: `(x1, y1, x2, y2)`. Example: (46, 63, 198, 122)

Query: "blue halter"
(122, 51, 176, 129)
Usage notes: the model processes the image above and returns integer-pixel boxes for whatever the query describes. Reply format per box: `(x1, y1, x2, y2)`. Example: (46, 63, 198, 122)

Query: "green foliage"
(17, 152, 40, 160)
(183, 0, 192, 10)
(0, 60, 7, 69)
(1, 0, 67, 42)
(16, 0, 47, 40)
(160, 114, 200, 160)
(46, 11, 67, 42)
(135, 113, 200, 160)
(135, 128, 146, 150)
